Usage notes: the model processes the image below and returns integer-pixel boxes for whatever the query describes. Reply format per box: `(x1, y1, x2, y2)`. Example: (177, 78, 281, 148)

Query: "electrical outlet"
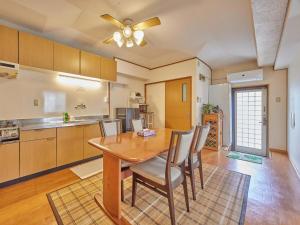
(33, 99, 39, 107)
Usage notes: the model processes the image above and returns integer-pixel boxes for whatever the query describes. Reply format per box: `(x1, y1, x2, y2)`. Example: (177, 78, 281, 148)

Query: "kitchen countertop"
(18, 116, 119, 131)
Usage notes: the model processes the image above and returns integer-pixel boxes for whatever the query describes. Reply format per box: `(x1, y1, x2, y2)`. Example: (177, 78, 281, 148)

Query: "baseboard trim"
(269, 148, 288, 154)
(289, 157, 300, 180)
(0, 155, 102, 189)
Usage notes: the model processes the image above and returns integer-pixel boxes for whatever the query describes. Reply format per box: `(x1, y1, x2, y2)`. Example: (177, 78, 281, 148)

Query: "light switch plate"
(34, 99, 39, 107)
(275, 97, 281, 103)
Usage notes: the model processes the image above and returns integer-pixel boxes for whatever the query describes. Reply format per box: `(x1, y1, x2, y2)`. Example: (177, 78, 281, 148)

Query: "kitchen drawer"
(20, 137, 56, 176)
(20, 128, 56, 141)
(0, 142, 20, 183)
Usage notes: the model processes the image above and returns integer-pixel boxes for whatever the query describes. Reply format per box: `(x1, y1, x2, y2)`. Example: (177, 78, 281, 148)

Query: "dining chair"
(131, 119, 143, 132)
(186, 124, 210, 200)
(130, 129, 194, 225)
(99, 120, 131, 201)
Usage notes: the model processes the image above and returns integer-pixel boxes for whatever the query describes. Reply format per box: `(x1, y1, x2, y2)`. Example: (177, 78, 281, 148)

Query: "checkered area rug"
(47, 164, 250, 225)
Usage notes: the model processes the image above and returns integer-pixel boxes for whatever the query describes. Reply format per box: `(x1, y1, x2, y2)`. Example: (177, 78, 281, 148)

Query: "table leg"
(94, 151, 130, 225)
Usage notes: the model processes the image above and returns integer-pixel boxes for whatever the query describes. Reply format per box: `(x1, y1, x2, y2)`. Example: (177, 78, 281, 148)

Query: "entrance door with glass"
(233, 87, 267, 156)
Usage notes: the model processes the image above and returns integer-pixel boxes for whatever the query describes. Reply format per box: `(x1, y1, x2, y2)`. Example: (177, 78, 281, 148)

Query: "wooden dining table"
(88, 128, 173, 225)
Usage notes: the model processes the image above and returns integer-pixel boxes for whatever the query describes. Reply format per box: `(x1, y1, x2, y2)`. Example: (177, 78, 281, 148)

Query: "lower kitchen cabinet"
(0, 142, 19, 183)
(57, 126, 84, 166)
(20, 138, 56, 176)
(83, 124, 102, 159)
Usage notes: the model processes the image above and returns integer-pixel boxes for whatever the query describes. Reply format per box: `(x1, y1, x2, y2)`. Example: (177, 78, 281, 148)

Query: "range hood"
(0, 61, 19, 79)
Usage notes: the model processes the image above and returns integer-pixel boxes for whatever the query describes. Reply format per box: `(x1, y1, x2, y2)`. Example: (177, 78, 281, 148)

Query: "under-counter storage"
(0, 142, 20, 183)
(83, 124, 102, 159)
(20, 128, 56, 142)
(57, 126, 84, 166)
(19, 31, 54, 70)
(20, 137, 56, 176)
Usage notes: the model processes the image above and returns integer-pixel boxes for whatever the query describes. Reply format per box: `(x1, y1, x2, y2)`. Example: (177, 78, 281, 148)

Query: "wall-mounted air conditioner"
(227, 69, 263, 84)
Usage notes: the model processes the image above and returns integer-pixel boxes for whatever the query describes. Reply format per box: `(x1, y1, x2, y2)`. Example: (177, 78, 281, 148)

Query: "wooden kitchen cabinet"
(20, 138, 56, 176)
(100, 57, 117, 81)
(19, 31, 54, 70)
(83, 124, 102, 159)
(54, 42, 80, 74)
(0, 142, 19, 183)
(80, 51, 101, 79)
(20, 128, 56, 142)
(57, 126, 84, 166)
(0, 25, 18, 63)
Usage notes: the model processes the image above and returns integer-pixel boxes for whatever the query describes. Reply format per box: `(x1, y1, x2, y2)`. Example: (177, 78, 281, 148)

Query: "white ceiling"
(251, 0, 289, 67)
(0, 0, 259, 69)
(275, 0, 300, 69)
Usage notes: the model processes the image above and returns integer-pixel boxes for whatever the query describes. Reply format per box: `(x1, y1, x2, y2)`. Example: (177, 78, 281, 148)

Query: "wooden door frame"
(231, 85, 269, 157)
(145, 76, 192, 129)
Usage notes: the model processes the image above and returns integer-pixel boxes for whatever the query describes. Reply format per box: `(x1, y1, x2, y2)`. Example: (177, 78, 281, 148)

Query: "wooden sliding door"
(165, 77, 191, 130)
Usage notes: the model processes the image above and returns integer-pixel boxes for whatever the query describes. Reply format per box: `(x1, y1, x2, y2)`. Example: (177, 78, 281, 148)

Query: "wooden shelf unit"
(203, 113, 223, 151)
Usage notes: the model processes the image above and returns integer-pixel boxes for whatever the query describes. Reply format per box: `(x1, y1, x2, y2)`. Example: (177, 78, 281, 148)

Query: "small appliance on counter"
(0, 120, 19, 143)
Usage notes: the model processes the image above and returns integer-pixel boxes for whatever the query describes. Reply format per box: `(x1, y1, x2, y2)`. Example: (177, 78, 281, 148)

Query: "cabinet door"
(19, 32, 54, 70)
(57, 126, 84, 166)
(54, 42, 80, 74)
(100, 57, 117, 81)
(0, 142, 19, 183)
(80, 51, 101, 79)
(20, 138, 56, 176)
(0, 25, 18, 63)
(84, 124, 102, 159)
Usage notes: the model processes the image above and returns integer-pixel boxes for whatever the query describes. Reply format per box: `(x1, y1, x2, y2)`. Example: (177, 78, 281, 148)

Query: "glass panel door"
(234, 88, 267, 156)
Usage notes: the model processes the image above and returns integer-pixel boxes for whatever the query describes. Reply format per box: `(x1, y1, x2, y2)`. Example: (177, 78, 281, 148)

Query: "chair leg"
(198, 153, 204, 189)
(189, 165, 196, 200)
(167, 185, 176, 225)
(121, 180, 125, 202)
(182, 173, 190, 212)
(131, 174, 137, 207)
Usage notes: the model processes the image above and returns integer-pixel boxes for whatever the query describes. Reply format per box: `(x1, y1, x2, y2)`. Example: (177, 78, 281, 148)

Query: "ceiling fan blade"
(139, 39, 147, 47)
(103, 36, 114, 44)
(133, 17, 161, 30)
(100, 14, 125, 29)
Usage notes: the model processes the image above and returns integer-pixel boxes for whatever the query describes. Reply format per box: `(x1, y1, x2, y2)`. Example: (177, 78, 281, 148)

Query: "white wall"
(146, 59, 211, 126)
(288, 51, 300, 176)
(212, 63, 287, 151)
(110, 74, 145, 118)
(146, 83, 165, 128)
(0, 68, 109, 120)
(116, 58, 150, 80)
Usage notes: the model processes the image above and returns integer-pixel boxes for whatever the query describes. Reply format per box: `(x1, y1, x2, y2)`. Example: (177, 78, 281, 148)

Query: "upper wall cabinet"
(19, 32, 54, 70)
(101, 57, 117, 81)
(80, 51, 101, 79)
(54, 42, 80, 75)
(0, 25, 18, 63)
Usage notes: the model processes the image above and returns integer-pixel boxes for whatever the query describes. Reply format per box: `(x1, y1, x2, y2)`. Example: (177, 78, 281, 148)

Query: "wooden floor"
(0, 150, 299, 225)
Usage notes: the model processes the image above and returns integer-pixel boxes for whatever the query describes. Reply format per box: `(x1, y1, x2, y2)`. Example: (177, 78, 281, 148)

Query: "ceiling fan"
(100, 14, 161, 48)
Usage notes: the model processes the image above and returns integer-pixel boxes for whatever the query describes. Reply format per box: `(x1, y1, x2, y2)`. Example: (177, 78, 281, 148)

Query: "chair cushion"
(185, 153, 199, 166)
(130, 157, 182, 185)
(158, 152, 168, 160)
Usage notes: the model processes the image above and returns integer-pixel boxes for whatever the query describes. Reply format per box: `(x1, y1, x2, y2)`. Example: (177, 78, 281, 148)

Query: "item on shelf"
(137, 129, 156, 137)
(202, 104, 221, 114)
(203, 113, 223, 151)
(139, 104, 148, 113)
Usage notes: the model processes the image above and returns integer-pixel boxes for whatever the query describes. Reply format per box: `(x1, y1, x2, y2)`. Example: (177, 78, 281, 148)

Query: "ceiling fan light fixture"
(123, 26, 132, 38)
(133, 30, 144, 45)
(117, 38, 124, 48)
(113, 31, 122, 42)
(126, 39, 134, 48)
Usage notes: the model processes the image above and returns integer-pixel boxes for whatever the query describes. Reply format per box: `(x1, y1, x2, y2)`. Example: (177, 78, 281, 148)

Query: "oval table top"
(88, 128, 172, 163)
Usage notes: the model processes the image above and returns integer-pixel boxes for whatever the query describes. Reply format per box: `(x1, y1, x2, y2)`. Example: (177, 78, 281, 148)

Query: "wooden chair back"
(99, 120, 122, 137)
